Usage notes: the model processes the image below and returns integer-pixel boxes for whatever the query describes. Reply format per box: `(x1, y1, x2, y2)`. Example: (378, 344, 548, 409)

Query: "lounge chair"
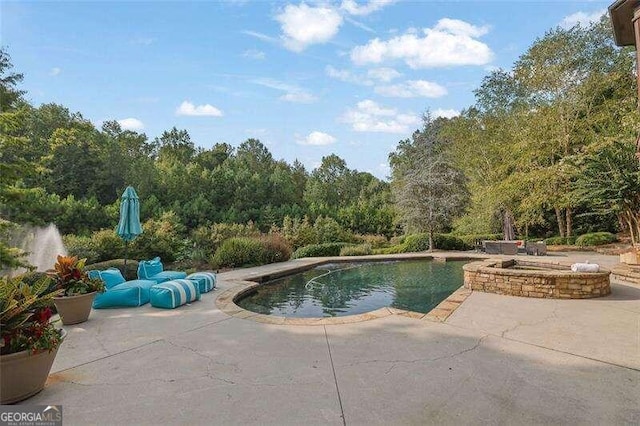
(483, 241, 518, 255)
(526, 241, 547, 256)
(87, 268, 156, 308)
(137, 257, 187, 283)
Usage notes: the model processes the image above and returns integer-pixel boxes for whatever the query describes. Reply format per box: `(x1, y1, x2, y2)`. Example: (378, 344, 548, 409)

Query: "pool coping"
(215, 253, 479, 325)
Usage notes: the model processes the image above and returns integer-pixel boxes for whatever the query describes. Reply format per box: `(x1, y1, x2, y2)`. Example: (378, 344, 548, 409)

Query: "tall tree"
(0, 47, 25, 112)
(391, 114, 468, 249)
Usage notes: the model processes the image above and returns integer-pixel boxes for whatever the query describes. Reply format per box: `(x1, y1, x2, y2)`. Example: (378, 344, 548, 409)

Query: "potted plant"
(51, 255, 104, 325)
(0, 275, 66, 404)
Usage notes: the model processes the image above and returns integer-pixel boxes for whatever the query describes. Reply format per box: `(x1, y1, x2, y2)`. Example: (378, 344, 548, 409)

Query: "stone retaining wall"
(463, 259, 610, 299)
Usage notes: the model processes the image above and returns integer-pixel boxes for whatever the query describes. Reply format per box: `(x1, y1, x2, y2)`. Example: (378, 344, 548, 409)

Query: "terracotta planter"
(0, 329, 66, 404)
(53, 292, 96, 325)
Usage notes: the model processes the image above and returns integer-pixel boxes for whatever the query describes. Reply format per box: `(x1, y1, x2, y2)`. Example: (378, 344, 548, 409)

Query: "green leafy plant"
(52, 255, 104, 296)
(575, 232, 617, 247)
(0, 219, 31, 271)
(352, 234, 389, 249)
(211, 236, 292, 269)
(211, 238, 262, 268)
(130, 212, 183, 262)
(292, 242, 352, 258)
(191, 222, 261, 255)
(432, 234, 468, 251)
(339, 244, 372, 256)
(0, 275, 63, 355)
(372, 245, 406, 255)
(257, 234, 292, 264)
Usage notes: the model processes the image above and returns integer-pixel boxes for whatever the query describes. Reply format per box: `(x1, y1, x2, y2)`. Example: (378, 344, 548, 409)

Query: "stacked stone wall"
(463, 260, 610, 299)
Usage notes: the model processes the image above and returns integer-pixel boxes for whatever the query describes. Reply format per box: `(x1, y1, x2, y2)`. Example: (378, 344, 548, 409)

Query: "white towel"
(571, 263, 599, 273)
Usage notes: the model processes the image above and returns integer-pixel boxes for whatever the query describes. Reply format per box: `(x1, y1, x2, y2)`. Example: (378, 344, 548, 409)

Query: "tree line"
(391, 17, 640, 244)
(0, 48, 393, 238)
(2, 16, 639, 252)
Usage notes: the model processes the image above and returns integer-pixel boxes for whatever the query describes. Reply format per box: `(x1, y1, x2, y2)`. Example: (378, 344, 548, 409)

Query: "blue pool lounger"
(149, 279, 201, 309)
(137, 256, 187, 283)
(87, 268, 156, 308)
(186, 272, 216, 294)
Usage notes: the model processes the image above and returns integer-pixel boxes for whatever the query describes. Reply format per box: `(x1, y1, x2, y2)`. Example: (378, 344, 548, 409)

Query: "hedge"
(575, 232, 617, 247)
(339, 244, 372, 256)
(292, 243, 352, 259)
(403, 233, 468, 251)
(372, 245, 405, 255)
(211, 236, 292, 268)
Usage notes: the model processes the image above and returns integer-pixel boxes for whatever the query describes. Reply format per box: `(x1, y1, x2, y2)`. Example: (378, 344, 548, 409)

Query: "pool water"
(236, 260, 466, 317)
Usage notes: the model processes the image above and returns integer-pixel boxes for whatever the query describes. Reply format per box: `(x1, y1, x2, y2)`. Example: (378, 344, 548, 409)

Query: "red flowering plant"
(52, 255, 104, 296)
(0, 275, 64, 355)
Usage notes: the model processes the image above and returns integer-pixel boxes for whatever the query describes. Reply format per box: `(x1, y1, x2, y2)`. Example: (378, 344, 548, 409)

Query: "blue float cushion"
(150, 279, 201, 309)
(186, 272, 216, 293)
(93, 279, 156, 308)
(97, 268, 126, 289)
(148, 270, 187, 284)
(138, 256, 163, 280)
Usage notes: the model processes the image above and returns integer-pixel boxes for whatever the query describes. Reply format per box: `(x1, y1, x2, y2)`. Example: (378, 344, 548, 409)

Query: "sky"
(2, 0, 612, 180)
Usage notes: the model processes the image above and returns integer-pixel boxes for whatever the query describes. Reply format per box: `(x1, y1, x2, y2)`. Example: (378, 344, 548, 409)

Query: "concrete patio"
(22, 252, 640, 425)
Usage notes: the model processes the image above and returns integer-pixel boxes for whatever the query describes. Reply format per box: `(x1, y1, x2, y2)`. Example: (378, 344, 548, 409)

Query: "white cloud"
(49, 67, 61, 76)
(326, 65, 370, 85)
(326, 65, 353, 81)
(326, 66, 400, 86)
(341, 99, 420, 133)
(276, 3, 343, 52)
(297, 131, 337, 146)
(279, 92, 317, 103)
(117, 118, 145, 131)
(367, 67, 401, 82)
(175, 101, 223, 117)
(341, 0, 396, 16)
(252, 78, 317, 103)
(242, 30, 278, 43)
(433, 108, 460, 119)
(560, 9, 606, 29)
(350, 18, 493, 68)
(242, 49, 266, 60)
(375, 80, 447, 98)
(344, 16, 376, 34)
(433, 18, 490, 37)
(251, 78, 298, 92)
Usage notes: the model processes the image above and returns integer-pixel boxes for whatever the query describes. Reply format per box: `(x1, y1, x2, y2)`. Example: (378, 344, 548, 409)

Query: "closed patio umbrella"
(116, 186, 143, 268)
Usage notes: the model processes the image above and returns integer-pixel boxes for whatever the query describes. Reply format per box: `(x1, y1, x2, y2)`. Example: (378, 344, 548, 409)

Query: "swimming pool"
(236, 260, 466, 317)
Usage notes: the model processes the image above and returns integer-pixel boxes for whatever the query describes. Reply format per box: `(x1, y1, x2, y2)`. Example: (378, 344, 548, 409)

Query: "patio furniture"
(483, 241, 519, 255)
(483, 241, 502, 254)
(137, 257, 187, 283)
(501, 242, 518, 255)
(186, 272, 216, 294)
(87, 268, 157, 308)
(149, 279, 201, 309)
(525, 241, 547, 256)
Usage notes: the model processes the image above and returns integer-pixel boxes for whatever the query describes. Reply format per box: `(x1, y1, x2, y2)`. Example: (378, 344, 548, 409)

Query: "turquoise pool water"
(236, 260, 466, 317)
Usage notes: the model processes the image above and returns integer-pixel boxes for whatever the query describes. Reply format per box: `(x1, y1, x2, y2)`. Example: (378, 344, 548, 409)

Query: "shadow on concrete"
(598, 282, 640, 301)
